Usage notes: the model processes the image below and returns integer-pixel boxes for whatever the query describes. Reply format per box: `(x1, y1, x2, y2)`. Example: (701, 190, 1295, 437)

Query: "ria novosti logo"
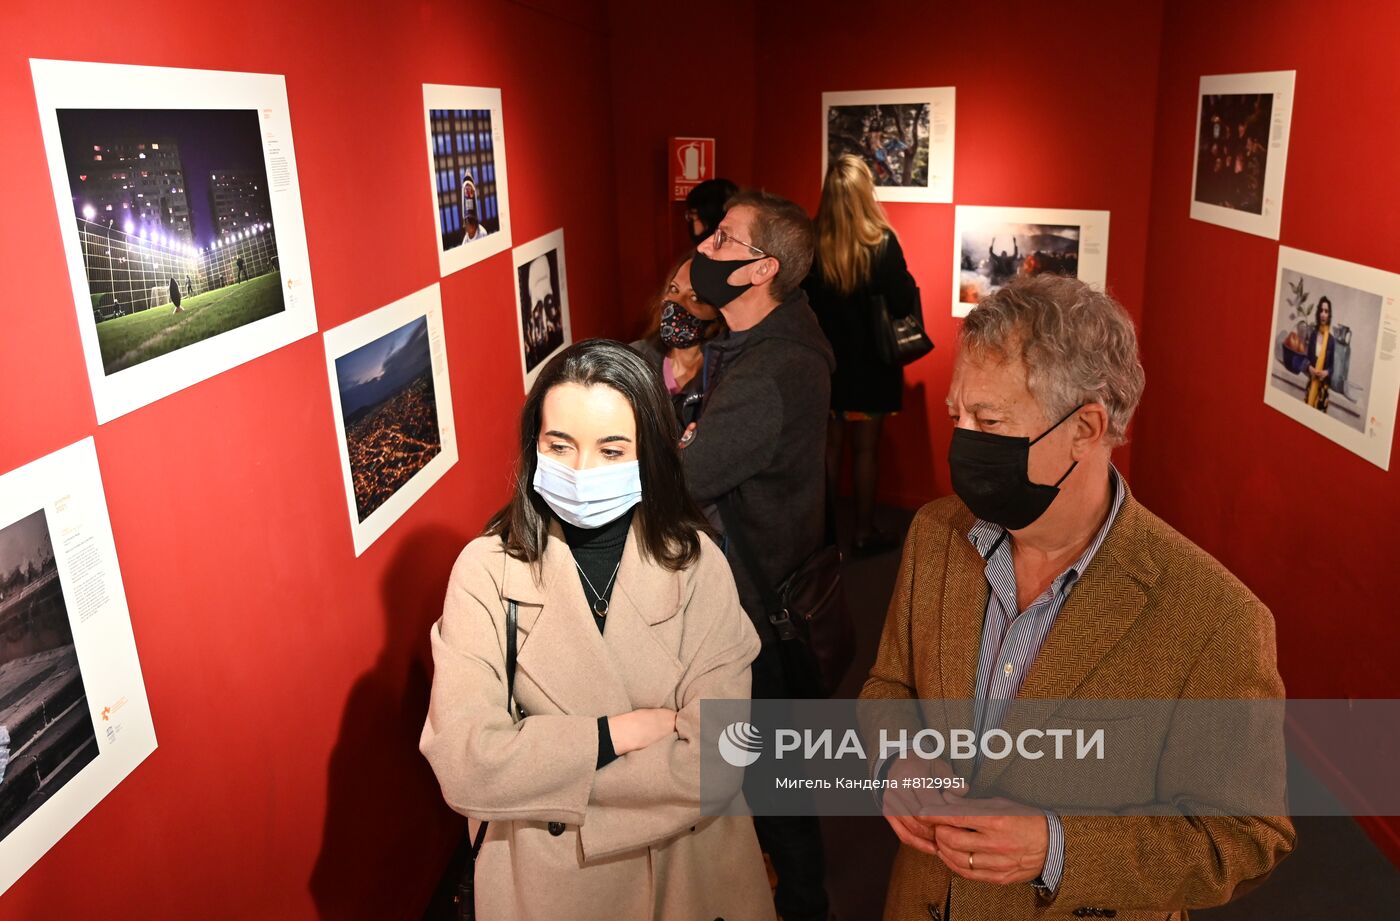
(718, 721, 763, 767)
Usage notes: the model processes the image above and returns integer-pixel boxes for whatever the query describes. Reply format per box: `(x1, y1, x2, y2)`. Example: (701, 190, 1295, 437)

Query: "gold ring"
(968, 852, 975, 870)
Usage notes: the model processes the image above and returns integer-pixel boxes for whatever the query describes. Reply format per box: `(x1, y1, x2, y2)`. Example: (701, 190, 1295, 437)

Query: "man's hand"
(880, 757, 960, 857)
(922, 796, 1049, 886)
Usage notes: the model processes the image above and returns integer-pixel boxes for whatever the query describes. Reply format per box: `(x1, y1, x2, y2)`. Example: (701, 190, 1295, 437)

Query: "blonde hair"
(816, 154, 893, 295)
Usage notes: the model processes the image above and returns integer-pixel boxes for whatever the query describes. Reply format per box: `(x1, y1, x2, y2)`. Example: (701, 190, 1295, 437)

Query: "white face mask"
(532, 452, 642, 529)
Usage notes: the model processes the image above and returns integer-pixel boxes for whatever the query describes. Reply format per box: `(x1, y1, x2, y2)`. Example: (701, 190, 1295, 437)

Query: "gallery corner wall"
(605, 0, 760, 339)
(1130, 0, 1400, 865)
(0, 0, 623, 916)
(746, 0, 1168, 509)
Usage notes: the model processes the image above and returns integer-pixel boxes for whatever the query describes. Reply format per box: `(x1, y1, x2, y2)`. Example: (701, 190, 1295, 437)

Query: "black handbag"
(873, 286, 934, 366)
(425, 601, 518, 921)
(717, 494, 855, 699)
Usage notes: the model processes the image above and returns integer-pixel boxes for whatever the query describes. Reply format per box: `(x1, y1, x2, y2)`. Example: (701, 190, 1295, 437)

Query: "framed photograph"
(1190, 71, 1295, 239)
(1263, 247, 1400, 470)
(511, 228, 572, 392)
(423, 84, 513, 276)
(0, 438, 156, 896)
(822, 87, 955, 203)
(31, 59, 318, 423)
(324, 284, 457, 556)
(951, 206, 1110, 318)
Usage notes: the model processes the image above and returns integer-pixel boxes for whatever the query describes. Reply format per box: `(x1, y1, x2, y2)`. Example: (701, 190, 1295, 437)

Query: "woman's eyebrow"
(597, 435, 633, 445)
(542, 430, 575, 442)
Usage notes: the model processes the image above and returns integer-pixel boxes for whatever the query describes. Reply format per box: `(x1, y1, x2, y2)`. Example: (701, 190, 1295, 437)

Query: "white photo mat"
(323, 284, 458, 556)
(511, 228, 573, 393)
(0, 437, 156, 895)
(821, 87, 955, 204)
(1189, 70, 1295, 240)
(1263, 246, 1400, 470)
(951, 206, 1110, 318)
(423, 84, 513, 277)
(31, 59, 318, 423)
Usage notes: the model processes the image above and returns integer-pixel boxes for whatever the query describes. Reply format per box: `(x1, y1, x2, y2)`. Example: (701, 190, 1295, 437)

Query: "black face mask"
(690, 249, 763, 309)
(948, 403, 1084, 532)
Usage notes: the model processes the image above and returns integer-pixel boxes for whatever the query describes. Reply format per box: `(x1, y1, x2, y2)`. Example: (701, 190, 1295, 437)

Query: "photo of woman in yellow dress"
(1305, 296, 1335, 412)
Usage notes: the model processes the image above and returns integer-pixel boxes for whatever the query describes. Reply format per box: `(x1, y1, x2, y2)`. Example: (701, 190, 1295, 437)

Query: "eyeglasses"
(710, 225, 769, 257)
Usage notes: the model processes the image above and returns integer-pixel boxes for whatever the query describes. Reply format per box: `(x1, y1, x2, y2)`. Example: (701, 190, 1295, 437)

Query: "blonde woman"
(802, 154, 918, 555)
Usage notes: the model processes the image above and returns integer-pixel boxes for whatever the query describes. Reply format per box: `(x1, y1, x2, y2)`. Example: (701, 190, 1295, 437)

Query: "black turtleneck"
(560, 506, 634, 634)
(558, 506, 635, 770)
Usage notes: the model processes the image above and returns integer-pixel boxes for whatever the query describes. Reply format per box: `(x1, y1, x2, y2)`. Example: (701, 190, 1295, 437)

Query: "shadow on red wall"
(309, 524, 468, 919)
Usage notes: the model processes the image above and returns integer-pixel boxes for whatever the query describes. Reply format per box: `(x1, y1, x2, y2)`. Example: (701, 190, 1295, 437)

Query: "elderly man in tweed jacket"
(861, 275, 1294, 921)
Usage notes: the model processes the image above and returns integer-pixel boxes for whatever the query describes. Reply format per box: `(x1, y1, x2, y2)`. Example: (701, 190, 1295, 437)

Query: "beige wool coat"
(421, 518, 776, 921)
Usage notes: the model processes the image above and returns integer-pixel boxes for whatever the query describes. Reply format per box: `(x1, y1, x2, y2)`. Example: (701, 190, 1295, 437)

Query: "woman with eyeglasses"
(421, 339, 775, 921)
(631, 255, 725, 431)
(803, 153, 919, 556)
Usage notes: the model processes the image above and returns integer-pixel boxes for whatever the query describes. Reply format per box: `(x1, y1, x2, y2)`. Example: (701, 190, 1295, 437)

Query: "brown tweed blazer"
(861, 485, 1295, 921)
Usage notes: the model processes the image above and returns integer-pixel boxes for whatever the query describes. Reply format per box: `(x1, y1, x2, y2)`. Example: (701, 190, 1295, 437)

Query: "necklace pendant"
(594, 599, 609, 616)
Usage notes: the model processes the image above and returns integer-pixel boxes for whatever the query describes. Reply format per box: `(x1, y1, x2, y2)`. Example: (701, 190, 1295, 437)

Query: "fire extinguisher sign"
(670, 137, 716, 201)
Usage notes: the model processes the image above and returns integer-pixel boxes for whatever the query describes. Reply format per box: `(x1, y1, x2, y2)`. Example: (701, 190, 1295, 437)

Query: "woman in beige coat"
(421, 339, 775, 921)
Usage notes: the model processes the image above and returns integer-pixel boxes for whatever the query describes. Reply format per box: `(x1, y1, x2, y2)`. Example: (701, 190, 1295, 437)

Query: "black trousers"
(749, 641, 830, 921)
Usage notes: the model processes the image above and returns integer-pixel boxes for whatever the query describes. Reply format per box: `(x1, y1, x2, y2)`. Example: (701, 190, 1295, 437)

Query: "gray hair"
(959, 275, 1145, 445)
(724, 189, 815, 299)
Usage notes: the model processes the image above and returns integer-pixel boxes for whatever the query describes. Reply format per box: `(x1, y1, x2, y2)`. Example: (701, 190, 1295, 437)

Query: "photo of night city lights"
(55, 107, 284, 375)
(334, 316, 442, 522)
(322, 284, 457, 556)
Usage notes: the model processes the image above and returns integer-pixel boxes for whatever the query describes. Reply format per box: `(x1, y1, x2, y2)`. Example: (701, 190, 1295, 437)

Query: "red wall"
(0, 0, 625, 917)
(746, 0, 1166, 507)
(5, 0, 1400, 913)
(606, 0, 759, 339)
(1129, 0, 1400, 862)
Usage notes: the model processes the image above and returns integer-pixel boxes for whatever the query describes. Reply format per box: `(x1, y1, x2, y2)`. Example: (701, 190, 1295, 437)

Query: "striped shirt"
(966, 465, 1125, 894)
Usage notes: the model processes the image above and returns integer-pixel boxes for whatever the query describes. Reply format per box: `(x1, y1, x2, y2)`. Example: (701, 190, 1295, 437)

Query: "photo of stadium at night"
(334, 317, 443, 522)
(55, 108, 284, 376)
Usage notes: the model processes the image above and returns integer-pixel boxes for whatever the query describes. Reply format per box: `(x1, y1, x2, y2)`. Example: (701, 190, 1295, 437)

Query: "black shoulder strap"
(505, 599, 518, 712)
(470, 600, 520, 859)
(716, 493, 800, 639)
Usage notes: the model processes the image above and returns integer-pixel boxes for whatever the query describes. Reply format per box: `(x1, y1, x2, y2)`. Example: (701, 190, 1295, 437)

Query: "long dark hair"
(639, 252, 727, 344)
(483, 338, 710, 572)
(1316, 296, 1332, 327)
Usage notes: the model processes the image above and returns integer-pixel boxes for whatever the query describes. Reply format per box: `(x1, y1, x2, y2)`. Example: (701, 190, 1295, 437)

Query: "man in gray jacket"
(681, 189, 835, 921)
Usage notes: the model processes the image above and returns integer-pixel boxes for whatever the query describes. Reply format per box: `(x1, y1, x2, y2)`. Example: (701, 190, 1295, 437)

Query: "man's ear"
(1071, 403, 1110, 457)
(751, 256, 780, 287)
